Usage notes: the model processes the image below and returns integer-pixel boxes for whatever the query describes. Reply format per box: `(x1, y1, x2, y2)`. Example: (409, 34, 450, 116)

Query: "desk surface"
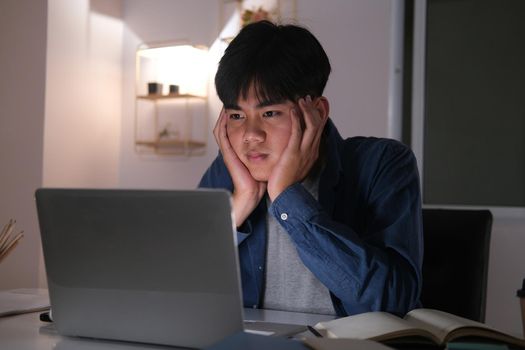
(0, 309, 335, 350)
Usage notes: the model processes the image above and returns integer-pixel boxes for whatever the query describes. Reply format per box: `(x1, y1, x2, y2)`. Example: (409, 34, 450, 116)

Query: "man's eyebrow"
(224, 99, 287, 110)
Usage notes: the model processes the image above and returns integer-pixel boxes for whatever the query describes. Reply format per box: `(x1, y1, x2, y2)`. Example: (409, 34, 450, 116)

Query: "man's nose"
(243, 118, 265, 143)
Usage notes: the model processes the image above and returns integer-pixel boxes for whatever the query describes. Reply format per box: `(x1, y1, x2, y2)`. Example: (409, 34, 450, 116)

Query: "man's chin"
(248, 170, 270, 182)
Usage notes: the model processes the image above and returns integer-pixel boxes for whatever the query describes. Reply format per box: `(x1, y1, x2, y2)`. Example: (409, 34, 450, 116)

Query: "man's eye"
(263, 111, 279, 117)
(229, 113, 242, 120)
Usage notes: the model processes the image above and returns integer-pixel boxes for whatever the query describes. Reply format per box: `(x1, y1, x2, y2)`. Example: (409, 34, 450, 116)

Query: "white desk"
(0, 309, 335, 350)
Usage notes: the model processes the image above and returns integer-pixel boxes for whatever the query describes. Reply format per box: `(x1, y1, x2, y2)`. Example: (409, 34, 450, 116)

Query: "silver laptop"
(36, 188, 244, 349)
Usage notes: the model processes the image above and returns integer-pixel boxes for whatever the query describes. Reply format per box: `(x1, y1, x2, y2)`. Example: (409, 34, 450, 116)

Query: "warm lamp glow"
(137, 44, 208, 97)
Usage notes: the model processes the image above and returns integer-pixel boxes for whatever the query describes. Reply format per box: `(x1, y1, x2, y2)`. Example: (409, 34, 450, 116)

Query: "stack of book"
(0, 219, 23, 263)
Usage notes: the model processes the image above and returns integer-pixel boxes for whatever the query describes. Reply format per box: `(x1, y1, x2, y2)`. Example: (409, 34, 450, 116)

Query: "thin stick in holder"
(0, 219, 24, 263)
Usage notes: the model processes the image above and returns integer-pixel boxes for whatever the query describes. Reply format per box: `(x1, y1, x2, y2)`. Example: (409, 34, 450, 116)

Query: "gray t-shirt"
(262, 167, 336, 315)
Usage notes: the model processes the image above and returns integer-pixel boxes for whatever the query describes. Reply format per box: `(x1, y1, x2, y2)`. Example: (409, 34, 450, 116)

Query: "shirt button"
(280, 213, 288, 221)
(258, 266, 263, 270)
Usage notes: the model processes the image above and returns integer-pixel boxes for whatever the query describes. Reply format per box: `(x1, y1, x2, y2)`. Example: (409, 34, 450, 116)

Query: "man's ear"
(315, 96, 330, 122)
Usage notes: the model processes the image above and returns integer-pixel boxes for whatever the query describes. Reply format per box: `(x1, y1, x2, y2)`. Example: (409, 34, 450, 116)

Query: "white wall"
(298, 0, 393, 138)
(43, 0, 123, 188)
(486, 215, 525, 336)
(0, 0, 47, 290)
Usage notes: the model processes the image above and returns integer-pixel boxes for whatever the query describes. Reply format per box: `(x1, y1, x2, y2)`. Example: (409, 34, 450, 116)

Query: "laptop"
(36, 188, 245, 349)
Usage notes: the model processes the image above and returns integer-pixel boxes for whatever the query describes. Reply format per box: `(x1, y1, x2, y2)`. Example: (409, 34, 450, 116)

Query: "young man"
(199, 21, 423, 317)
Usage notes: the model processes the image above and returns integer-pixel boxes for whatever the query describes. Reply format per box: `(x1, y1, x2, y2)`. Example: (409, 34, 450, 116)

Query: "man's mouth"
(246, 151, 268, 162)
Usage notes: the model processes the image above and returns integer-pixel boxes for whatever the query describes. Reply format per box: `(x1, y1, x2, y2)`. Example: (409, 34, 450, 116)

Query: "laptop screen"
(36, 188, 243, 348)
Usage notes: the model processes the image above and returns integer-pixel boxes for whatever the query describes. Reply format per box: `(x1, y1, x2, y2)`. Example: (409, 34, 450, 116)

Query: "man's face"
(225, 88, 296, 181)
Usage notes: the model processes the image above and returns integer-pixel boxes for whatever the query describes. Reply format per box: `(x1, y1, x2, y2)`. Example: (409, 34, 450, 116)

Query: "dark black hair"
(215, 21, 331, 107)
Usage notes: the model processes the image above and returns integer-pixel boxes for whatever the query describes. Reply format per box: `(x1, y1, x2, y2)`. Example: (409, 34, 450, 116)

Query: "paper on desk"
(0, 288, 50, 317)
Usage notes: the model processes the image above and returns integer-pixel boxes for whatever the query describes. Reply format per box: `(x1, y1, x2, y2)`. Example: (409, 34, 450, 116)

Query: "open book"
(0, 289, 50, 317)
(314, 308, 525, 347)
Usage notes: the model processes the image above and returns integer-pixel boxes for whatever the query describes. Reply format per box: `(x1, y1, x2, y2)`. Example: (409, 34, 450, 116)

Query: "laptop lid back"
(36, 188, 243, 348)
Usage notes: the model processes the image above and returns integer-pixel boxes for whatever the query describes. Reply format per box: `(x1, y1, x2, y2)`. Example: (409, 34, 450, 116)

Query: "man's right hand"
(213, 109, 266, 228)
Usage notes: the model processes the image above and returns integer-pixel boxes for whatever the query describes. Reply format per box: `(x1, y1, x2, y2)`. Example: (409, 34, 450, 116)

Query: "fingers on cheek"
(297, 100, 309, 124)
(291, 109, 303, 134)
(217, 126, 229, 147)
(220, 115, 228, 130)
(300, 98, 317, 129)
(292, 108, 304, 127)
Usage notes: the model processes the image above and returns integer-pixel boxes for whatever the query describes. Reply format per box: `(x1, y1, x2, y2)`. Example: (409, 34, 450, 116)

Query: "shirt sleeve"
(198, 153, 233, 190)
(198, 153, 253, 245)
(268, 141, 423, 316)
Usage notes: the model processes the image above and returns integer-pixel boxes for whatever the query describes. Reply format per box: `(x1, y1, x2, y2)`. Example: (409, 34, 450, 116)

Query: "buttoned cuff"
(268, 183, 321, 224)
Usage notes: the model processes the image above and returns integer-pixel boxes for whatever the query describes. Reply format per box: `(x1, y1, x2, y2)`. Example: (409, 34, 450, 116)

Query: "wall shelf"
(134, 42, 208, 156)
(134, 95, 208, 156)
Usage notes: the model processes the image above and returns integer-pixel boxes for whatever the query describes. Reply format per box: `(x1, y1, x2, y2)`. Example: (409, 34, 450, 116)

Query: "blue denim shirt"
(198, 119, 423, 317)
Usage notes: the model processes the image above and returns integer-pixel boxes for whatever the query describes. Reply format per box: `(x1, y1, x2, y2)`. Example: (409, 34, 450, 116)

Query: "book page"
(314, 311, 438, 342)
(404, 309, 517, 344)
(405, 309, 483, 342)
